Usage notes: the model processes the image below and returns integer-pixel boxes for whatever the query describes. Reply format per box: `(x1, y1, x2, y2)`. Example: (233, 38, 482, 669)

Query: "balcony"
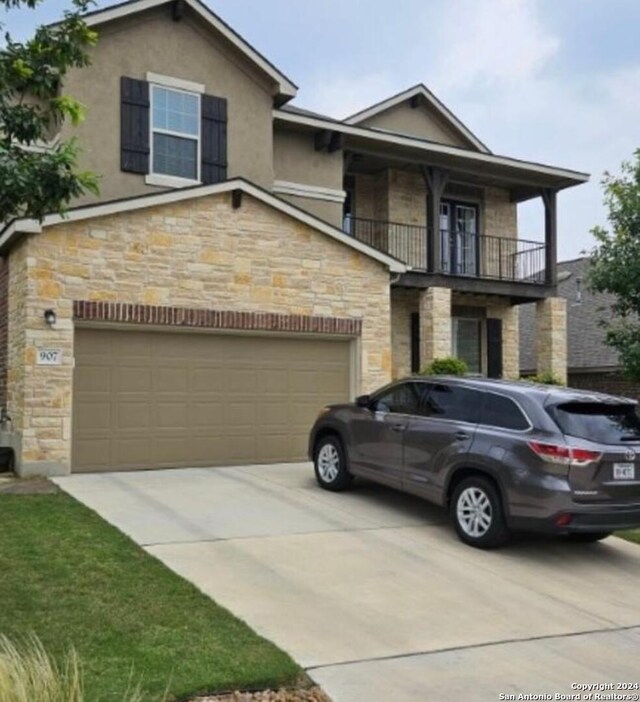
(345, 216, 547, 286)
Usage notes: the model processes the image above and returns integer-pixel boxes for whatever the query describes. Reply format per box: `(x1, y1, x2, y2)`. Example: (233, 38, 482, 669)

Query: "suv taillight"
(528, 441, 602, 467)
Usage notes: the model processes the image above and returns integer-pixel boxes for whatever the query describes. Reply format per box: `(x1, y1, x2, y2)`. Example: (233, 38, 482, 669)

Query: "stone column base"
(487, 302, 520, 379)
(536, 297, 567, 384)
(0, 429, 69, 477)
(419, 287, 452, 370)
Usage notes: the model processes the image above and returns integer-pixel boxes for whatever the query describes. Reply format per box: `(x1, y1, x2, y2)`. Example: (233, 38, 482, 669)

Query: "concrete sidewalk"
(54, 463, 640, 702)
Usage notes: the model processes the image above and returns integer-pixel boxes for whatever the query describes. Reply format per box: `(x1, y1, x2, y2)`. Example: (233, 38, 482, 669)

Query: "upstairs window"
(151, 85, 200, 181)
(121, 75, 227, 185)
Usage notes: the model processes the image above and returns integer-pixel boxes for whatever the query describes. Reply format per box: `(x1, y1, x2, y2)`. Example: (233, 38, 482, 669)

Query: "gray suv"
(308, 377, 640, 548)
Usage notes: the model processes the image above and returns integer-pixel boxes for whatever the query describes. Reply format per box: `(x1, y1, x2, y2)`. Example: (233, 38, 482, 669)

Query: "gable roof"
(0, 179, 407, 273)
(519, 257, 620, 372)
(78, 0, 297, 104)
(274, 108, 589, 197)
(278, 104, 335, 121)
(344, 84, 490, 154)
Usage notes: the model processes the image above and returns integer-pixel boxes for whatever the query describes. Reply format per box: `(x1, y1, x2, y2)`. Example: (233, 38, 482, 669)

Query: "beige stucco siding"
(61, 5, 276, 203)
(273, 128, 343, 191)
(359, 102, 473, 149)
(273, 127, 345, 227)
(275, 194, 343, 228)
(6, 192, 392, 475)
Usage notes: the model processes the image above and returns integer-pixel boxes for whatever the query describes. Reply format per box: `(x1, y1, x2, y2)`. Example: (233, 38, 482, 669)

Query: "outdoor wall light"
(44, 309, 57, 327)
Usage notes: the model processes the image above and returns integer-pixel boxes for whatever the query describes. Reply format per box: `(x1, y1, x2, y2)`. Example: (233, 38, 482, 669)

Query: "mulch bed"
(0, 473, 59, 494)
(196, 689, 331, 702)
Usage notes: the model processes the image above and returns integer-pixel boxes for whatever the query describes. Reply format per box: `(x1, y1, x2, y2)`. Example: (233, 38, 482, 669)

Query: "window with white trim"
(151, 85, 200, 181)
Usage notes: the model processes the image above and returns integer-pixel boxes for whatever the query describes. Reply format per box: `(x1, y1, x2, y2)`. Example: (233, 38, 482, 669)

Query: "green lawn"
(617, 529, 640, 545)
(0, 492, 300, 701)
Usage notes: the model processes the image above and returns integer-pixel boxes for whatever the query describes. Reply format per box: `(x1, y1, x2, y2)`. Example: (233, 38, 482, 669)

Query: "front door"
(440, 201, 479, 276)
(403, 382, 483, 500)
(349, 381, 422, 487)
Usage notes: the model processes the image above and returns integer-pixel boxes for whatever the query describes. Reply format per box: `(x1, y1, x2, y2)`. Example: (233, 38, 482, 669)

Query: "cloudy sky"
(4, 0, 640, 260)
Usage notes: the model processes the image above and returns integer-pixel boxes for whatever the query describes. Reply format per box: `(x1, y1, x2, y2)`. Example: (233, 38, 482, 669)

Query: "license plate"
(613, 463, 635, 480)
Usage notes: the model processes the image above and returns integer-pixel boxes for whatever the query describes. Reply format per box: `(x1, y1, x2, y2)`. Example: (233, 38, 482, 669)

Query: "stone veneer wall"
(387, 170, 427, 268)
(481, 187, 520, 280)
(486, 301, 520, 379)
(6, 191, 392, 475)
(391, 289, 522, 380)
(391, 288, 419, 379)
(354, 169, 428, 269)
(483, 187, 517, 238)
(355, 177, 516, 235)
(354, 175, 517, 273)
(419, 287, 452, 367)
(7, 243, 28, 441)
(536, 297, 567, 384)
(0, 258, 8, 408)
(387, 170, 427, 225)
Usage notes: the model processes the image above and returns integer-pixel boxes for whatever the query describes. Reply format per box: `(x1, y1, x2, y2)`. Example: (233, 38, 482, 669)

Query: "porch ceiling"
(346, 151, 531, 194)
(344, 137, 580, 203)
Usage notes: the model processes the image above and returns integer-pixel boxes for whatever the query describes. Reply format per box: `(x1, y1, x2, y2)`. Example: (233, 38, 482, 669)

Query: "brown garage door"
(72, 328, 352, 472)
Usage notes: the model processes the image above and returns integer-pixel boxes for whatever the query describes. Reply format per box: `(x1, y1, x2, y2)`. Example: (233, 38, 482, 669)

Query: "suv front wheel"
(314, 435, 352, 492)
(451, 476, 510, 549)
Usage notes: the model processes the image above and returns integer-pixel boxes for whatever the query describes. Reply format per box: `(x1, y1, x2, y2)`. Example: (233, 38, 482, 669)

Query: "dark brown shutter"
(487, 318, 503, 379)
(201, 94, 227, 184)
(120, 77, 150, 174)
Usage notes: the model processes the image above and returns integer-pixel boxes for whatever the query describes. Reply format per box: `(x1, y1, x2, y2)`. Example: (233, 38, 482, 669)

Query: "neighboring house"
(520, 257, 640, 398)
(0, 0, 589, 476)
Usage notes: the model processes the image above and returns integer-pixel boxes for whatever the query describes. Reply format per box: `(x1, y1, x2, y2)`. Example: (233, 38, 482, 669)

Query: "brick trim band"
(73, 301, 362, 336)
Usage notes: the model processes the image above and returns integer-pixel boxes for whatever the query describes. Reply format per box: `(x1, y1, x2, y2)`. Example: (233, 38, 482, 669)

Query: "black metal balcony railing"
(344, 215, 547, 284)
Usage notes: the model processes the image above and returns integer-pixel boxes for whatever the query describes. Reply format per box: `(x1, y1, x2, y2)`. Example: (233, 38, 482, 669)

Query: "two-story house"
(0, 0, 589, 476)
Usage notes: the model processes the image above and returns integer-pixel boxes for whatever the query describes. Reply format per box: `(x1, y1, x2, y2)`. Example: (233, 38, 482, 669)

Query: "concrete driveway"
(54, 463, 640, 702)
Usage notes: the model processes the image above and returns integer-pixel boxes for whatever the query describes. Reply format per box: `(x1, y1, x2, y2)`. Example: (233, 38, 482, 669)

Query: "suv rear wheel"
(314, 436, 352, 492)
(451, 476, 510, 549)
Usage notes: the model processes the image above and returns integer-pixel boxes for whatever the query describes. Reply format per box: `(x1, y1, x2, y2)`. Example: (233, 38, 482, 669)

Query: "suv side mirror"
(355, 394, 371, 409)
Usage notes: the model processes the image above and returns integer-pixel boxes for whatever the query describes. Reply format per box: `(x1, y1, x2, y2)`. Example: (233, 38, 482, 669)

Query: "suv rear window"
(481, 393, 529, 431)
(551, 402, 640, 444)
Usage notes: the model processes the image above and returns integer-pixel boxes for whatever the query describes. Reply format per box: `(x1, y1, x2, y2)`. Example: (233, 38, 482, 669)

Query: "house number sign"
(37, 348, 63, 366)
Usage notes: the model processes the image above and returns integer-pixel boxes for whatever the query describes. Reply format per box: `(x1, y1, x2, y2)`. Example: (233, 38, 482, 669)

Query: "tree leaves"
(589, 149, 640, 379)
(0, 0, 99, 221)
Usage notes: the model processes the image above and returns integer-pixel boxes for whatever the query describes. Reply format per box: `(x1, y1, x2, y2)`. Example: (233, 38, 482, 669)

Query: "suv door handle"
(390, 423, 407, 433)
(454, 431, 469, 441)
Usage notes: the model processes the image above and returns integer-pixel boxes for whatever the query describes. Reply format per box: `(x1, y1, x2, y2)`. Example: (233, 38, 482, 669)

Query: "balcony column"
(486, 302, 520, 379)
(536, 297, 567, 383)
(419, 286, 452, 370)
(541, 188, 558, 286)
(421, 166, 449, 273)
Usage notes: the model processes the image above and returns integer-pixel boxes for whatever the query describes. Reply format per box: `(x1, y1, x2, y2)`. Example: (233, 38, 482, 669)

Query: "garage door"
(72, 328, 352, 472)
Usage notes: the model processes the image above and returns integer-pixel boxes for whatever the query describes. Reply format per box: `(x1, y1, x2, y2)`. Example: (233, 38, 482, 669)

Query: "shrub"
(521, 372, 563, 385)
(0, 635, 144, 702)
(421, 357, 468, 376)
